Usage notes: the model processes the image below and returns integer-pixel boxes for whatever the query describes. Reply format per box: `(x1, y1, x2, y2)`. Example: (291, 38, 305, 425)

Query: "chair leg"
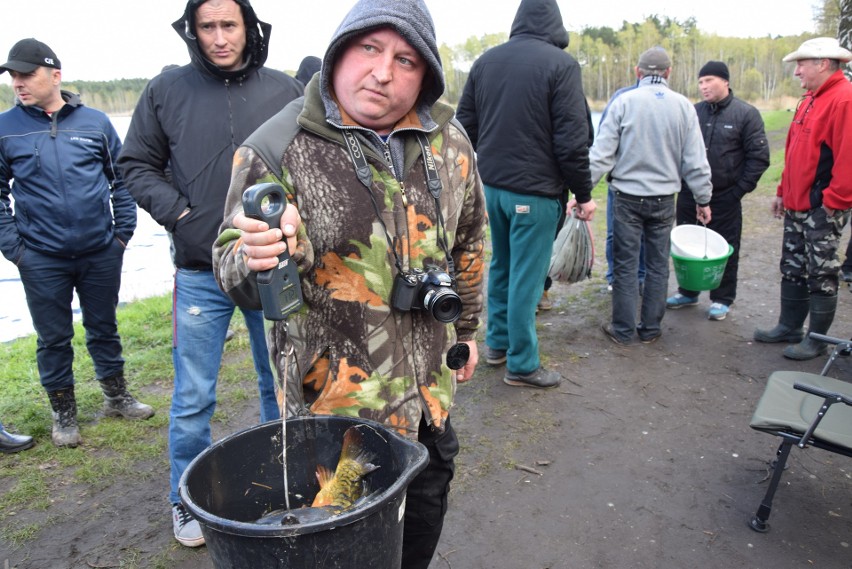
(749, 439, 793, 532)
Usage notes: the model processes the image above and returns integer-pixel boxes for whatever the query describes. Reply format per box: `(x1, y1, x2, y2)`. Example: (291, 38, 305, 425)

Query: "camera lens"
(422, 288, 462, 323)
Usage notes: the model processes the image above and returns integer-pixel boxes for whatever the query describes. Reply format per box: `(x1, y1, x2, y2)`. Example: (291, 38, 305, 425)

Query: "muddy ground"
(3, 192, 852, 568)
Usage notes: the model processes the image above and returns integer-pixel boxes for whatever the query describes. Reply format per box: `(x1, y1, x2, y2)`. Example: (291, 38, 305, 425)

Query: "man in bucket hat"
(754, 37, 852, 360)
(0, 39, 153, 449)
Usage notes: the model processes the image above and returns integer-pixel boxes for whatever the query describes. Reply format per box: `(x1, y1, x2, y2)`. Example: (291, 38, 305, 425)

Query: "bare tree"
(841, 0, 852, 81)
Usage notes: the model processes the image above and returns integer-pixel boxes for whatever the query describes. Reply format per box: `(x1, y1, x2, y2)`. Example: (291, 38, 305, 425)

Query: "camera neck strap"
(342, 129, 455, 277)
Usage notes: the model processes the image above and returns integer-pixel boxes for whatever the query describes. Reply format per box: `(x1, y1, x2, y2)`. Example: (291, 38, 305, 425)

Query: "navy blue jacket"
(0, 92, 135, 263)
(455, 0, 593, 202)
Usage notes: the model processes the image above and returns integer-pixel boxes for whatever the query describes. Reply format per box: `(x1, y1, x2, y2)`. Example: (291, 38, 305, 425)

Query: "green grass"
(761, 109, 794, 133)
(0, 292, 262, 537)
(751, 110, 793, 197)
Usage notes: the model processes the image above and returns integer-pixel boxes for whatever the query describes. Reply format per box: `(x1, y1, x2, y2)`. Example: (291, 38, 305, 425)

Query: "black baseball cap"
(0, 38, 61, 74)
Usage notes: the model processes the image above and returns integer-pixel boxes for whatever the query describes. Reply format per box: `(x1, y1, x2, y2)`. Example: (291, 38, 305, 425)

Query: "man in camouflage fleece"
(212, 0, 486, 566)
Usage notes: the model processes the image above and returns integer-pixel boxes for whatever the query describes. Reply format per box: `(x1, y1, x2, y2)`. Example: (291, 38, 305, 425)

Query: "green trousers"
(484, 185, 561, 374)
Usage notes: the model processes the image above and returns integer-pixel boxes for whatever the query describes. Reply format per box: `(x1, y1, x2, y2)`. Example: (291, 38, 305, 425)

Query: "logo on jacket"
(515, 205, 530, 214)
(654, 91, 666, 99)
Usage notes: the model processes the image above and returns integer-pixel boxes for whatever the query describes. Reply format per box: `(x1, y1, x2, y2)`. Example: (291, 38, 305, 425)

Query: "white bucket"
(671, 225, 729, 259)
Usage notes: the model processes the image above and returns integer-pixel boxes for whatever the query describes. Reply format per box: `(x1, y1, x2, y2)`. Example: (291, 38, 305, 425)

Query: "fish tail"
(339, 427, 365, 462)
(340, 427, 378, 471)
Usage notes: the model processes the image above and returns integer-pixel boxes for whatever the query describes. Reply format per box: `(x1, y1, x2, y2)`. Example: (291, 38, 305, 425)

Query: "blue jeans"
(18, 241, 125, 392)
(606, 186, 646, 285)
(168, 269, 277, 504)
(610, 192, 675, 342)
(484, 185, 560, 374)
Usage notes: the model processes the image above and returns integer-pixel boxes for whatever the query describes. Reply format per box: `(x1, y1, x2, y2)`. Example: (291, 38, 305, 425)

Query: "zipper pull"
(382, 143, 406, 205)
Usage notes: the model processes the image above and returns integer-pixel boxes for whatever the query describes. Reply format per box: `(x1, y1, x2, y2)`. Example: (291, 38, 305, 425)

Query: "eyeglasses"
(793, 95, 814, 125)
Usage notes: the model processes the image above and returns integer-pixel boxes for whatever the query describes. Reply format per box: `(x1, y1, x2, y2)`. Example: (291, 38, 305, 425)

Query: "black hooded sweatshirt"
(118, 0, 303, 269)
(456, 0, 593, 202)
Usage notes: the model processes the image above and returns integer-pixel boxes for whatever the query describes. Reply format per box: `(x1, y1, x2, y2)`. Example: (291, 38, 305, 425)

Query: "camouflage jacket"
(213, 80, 486, 439)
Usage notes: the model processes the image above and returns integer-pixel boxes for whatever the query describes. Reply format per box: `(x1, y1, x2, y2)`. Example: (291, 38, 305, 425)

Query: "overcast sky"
(2, 0, 819, 83)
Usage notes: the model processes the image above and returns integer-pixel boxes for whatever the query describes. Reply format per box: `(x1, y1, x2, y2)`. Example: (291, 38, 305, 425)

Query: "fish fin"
(316, 465, 334, 489)
(311, 466, 335, 507)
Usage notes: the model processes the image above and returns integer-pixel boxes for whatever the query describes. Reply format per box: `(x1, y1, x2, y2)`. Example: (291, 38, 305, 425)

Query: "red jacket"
(778, 70, 852, 212)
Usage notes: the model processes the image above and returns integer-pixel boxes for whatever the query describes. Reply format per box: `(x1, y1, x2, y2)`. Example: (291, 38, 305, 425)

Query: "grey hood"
(319, 0, 444, 130)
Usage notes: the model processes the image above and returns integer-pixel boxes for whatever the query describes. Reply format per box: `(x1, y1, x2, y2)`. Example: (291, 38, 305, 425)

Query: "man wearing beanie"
(0, 39, 153, 449)
(213, 1, 486, 566)
(666, 61, 769, 320)
(754, 37, 852, 360)
(590, 46, 712, 345)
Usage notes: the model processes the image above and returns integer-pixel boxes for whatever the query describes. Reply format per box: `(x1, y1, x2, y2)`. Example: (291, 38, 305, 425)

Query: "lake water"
(0, 115, 174, 343)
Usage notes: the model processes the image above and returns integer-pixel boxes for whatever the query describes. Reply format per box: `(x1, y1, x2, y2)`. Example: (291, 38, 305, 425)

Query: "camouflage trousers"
(781, 207, 851, 295)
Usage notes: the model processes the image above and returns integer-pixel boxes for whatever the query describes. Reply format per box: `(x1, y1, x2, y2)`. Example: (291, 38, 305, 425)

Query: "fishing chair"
(747, 332, 852, 532)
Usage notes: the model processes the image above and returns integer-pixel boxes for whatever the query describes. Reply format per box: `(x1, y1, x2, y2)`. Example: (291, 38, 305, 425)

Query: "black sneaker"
(601, 322, 634, 346)
(485, 346, 507, 365)
(503, 366, 561, 388)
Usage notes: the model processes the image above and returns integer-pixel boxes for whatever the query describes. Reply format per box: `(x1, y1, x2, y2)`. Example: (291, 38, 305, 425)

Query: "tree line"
(441, 18, 832, 109)
(0, 78, 149, 115)
(1, 2, 848, 115)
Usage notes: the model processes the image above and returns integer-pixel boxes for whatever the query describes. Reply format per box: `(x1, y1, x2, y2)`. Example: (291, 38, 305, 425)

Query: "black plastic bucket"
(179, 416, 429, 569)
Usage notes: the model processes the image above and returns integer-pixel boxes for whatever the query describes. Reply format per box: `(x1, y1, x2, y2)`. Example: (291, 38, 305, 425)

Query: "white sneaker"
(172, 503, 205, 547)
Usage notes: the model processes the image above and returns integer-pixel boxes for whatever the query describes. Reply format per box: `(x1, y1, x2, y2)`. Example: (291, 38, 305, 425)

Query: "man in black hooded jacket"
(117, 0, 303, 547)
(456, 0, 595, 389)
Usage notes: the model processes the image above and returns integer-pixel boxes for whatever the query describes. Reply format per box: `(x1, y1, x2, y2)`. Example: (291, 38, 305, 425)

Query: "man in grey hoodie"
(214, 1, 486, 567)
(591, 47, 712, 346)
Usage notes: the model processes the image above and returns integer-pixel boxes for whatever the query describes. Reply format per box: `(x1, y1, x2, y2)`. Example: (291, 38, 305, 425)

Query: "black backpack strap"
(242, 96, 305, 179)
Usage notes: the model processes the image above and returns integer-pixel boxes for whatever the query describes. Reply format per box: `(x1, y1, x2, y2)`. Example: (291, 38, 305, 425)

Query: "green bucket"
(671, 245, 734, 291)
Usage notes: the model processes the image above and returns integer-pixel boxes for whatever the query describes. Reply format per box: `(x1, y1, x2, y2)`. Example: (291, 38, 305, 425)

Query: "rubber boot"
(48, 387, 82, 448)
(99, 373, 155, 420)
(753, 281, 809, 343)
(783, 294, 837, 361)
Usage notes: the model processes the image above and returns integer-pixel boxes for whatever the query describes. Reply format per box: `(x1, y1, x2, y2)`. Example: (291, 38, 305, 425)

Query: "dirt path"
(436, 194, 852, 569)
(3, 175, 852, 569)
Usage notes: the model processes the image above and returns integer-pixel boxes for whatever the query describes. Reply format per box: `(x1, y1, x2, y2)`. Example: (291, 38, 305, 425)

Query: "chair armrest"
(793, 382, 852, 448)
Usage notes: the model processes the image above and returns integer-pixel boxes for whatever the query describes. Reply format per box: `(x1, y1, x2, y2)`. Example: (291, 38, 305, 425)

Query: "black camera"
(391, 266, 462, 323)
